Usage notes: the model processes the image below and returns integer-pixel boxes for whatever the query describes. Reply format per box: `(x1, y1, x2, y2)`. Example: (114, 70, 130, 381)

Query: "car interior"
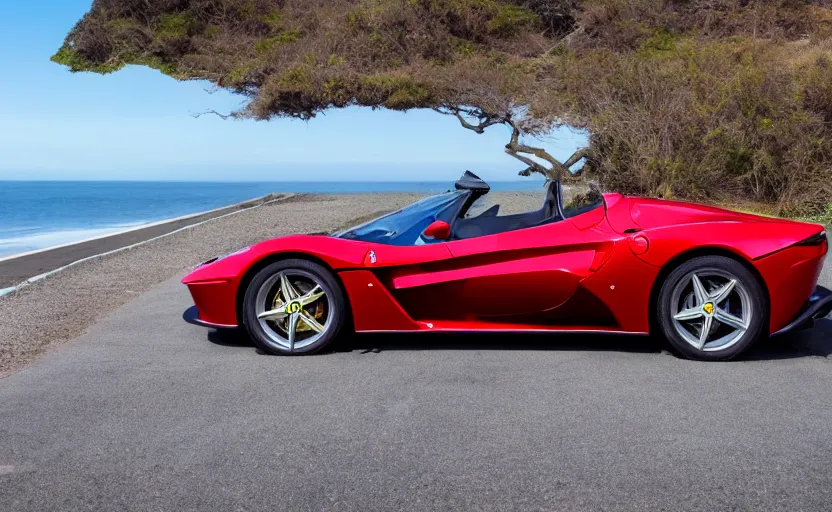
(336, 171, 603, 246)
(451, 177, 566, 240)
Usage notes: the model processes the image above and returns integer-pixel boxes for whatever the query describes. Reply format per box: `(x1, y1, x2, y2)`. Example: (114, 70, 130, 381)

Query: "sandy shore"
(0, 191, 544, 376)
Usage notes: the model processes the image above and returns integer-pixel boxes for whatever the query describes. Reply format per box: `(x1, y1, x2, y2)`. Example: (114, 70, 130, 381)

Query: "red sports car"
(183, 172, 830, 361)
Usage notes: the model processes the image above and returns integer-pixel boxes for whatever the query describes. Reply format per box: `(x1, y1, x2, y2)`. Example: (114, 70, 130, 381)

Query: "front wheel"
(656, 256, 768, 361)
(243, 259, 346, 355)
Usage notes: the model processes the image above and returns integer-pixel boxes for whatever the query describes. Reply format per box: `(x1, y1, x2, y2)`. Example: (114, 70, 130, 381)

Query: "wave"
(0, 222, 150, 259)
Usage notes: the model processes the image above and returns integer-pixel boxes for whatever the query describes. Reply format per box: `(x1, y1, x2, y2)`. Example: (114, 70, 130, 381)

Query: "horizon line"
(0, 178, 544, 183)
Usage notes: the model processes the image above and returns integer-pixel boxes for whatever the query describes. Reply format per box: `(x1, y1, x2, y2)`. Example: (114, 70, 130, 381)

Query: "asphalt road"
(1, 262, 831, 511)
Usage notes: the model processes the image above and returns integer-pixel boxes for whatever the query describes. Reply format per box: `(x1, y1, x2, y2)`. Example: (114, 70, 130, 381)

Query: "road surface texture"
(1, 247, 830, 509)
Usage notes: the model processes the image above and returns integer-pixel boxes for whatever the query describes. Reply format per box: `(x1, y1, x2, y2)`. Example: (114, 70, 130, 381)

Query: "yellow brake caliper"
(272, 285, 325, 332)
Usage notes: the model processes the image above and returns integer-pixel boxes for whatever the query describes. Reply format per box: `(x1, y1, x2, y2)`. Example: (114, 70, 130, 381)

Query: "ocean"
(0, 180, 544, 258)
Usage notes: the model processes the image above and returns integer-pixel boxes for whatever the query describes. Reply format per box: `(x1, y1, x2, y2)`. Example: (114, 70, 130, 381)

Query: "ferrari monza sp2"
(183, 172, 830, 361)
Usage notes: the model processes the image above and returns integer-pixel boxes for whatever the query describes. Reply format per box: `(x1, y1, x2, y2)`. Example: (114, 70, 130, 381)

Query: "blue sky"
(0, 1, 587, 182)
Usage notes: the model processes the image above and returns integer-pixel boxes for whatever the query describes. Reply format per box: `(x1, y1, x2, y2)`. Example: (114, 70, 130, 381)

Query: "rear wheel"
(243, 259, 346, 355)
(656, 256, 767, 361)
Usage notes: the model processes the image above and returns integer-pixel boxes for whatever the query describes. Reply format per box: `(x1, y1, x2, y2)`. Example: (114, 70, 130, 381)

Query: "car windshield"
(336, 191, 468, 246)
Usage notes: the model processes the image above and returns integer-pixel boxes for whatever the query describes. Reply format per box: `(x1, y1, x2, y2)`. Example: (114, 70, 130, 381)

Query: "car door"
(382, 205, 611, 326)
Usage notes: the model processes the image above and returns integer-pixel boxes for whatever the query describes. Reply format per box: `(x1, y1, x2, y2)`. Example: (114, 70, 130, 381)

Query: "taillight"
(795, 231, 827, 247)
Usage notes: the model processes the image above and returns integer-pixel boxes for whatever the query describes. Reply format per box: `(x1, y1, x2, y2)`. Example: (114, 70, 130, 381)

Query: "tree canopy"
(55, 0, 832, 215)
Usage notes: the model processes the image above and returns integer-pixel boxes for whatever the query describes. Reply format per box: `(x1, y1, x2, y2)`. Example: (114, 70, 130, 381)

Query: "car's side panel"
(577, 240, 662, 334)
(414, 320, 643, 334)
(339, 267, 644, 334)
(637, 222, 821, 267)
(754, 243, 827, 333)
(603, 195, 824, 264)
(362, 241, 453, 267)
(339, 270, 421, 332)
(386, 249, 595, 321)
(620, 220, 825, 334)
(377, 213, 629, 327)
(444, 216, 594, 258)
(570, 204, 607, 230)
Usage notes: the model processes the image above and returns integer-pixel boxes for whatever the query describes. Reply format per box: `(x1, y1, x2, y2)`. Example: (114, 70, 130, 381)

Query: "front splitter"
(182, 305, 239, 330)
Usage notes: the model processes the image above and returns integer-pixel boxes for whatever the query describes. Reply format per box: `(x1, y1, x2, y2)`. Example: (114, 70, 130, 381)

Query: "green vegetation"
(255, 30, 301, 52)
(261, 10, 284, 29)
(360, 74, 435, 109)
(53, 0, 832, 216)
(51, 46, 125, 74)
(155, 13, 194, 40)
(802, 202, 832, 226)
(485, 4, 539, 35)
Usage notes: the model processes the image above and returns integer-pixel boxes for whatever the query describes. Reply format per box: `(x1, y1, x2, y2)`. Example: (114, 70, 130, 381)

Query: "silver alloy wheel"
(254, 270, 330, 352)
(669, 268, 752, 352)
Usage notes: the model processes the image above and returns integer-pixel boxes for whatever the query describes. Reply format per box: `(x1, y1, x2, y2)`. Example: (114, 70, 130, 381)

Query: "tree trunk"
(439, 105, 590, 182)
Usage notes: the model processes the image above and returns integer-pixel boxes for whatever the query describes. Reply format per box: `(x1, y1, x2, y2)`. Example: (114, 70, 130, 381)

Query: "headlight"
(199, 246, 250, 267)
(218, 246, 251, 260)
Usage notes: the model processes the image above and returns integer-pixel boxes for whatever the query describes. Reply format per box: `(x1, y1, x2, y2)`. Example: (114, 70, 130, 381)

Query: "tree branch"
(435, 105, 507, 134)
(435, 105, 591, 181)
(192, 109, 236, 120)
(509, 152, 550, 179)
(504, 121, 565, 179)
(545, 25, 584, 55)
(562, 147, 593, 173)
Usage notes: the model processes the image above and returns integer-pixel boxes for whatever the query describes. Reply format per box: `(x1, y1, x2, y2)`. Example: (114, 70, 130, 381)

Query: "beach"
(0, 191, 544, 376)
(0, 194, 285, 289)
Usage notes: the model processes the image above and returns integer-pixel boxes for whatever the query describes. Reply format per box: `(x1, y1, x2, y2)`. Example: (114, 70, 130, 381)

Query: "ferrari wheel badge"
(702, 302, 715, 316)
(286, 301, 302, 314)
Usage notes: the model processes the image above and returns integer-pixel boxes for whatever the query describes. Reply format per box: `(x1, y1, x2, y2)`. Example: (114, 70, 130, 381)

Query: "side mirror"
(423, 220, 451, 240)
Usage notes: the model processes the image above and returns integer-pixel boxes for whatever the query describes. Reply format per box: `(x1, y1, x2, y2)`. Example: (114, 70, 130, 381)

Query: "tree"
(51, 0, 594, 181)
(54, 0, 832, 215)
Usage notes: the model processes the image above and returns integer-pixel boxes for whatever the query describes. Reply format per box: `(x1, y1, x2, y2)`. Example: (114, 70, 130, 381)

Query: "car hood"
(182, 231, 455, 286)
